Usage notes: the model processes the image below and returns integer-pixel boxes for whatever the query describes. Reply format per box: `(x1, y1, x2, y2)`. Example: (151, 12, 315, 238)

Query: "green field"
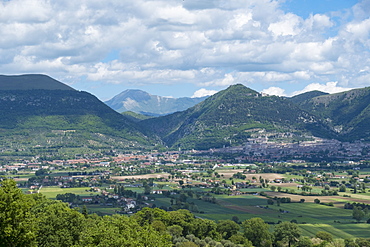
(39, 186, 99, 199)
(299, 224, 369, 239)
(196, 194, 370, 239)
(85, 204, 121, 215)
(37, 184, 370, 239)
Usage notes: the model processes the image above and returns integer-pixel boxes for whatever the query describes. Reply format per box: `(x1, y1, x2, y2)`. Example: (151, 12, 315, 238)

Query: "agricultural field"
(111, 173, 171, 180)
(197, 193, 370, 239)
(39, 186, 100, 199)
(9, 158, 370, 240)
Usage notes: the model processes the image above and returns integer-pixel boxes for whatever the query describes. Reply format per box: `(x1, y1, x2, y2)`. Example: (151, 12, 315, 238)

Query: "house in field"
(82, 197, 93, 203)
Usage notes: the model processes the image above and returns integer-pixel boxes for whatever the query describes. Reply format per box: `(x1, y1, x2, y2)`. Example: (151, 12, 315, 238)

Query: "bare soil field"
(263, 191, 370, 205)
(13, 178, 28, 182)
(217, 171, 285, 180)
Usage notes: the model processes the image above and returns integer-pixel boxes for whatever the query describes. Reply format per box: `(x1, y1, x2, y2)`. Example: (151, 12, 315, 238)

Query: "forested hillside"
(0, 89, 158, 159)
(140, 84, 334, 150)
(292, 87, 370, 141)
(0, 74, 75, 91)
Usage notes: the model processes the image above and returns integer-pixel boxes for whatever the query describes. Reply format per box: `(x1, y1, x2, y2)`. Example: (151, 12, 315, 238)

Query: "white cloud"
(0, 0, 368, 99)
(268, 13, 302, 37)
(292, 81, 353, 96)
(261, 87, 286, 97)
(304, 14, 333, 32)
(191, 88, 218, 98)
(0, 0, 51, 23)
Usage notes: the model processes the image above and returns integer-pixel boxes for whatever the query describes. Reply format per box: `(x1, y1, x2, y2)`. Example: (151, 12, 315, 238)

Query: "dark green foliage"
(0, 90, 137, 131)
(289, 91, 329, 105)
(274, 222, 301, 247)
(0, 74, 75, 91)
(121, 111, 154, 122)
(0, 179, 37, 247)
(242, 217, 273, 247)
(296, 236, 313, 247)
(0, 88, 158, 157)
(56, 193, 80, 204)
(216, 220, 240, 239)
(1, 179, 172, 247)
(80, 214, 172, 247)
(35, 201, 86, 247)
(352, 206, 365, 222)
(345, 238, 370, 247)
(315, 231, 333, 242)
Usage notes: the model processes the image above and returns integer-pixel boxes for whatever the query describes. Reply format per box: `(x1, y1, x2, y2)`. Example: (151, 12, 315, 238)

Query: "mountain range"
(290, 87, 370, 142)
(139, 84, 334, 149)
(105, 89, 207, 116)
(0, 74, 156, 159)
(1, 74, 370, 155)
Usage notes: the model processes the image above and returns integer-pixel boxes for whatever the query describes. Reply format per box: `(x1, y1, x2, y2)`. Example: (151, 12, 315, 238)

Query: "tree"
(34, 200, 86, 247)
(315, 231, 333, 242)
(190, 218, 219, 240)
(242, 218, 272, 247)
(355, 238, 370, 247)
(35, 169, 49, 176)
(296, 236, 313, 247)
(167, 225, 183, 238)
(229, 234, 253, 246)
(352, 206, 365, 222)
(339, 184, 346, 192)
(216, 220, 240, 239)
(270, 186, 276, 192)
(274, 222, 301, 247)
(144, 184, 152, 195)
(231, 216, 240, 224)
(82, 205, 88, 218)
(0, 179, 37, 247)
(267, 199, 274, 205)
(80, 214, 172, 246)
(133, 207, 170, 226)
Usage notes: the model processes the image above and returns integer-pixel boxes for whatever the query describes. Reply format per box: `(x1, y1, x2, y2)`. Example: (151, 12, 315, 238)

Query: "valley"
(1, 74, 370, 245)
(4, 150, 370, 240)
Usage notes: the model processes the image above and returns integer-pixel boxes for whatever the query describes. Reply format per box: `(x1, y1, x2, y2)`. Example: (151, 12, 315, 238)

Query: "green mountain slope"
(140, 84, 334, 150)
(289, 90, 328, 105)
(293, 87, 370, 141)
(0, 74, 75, 91)
(105, 89, 207, 116)
(121, 111, 153, 122)
(0, 76, 157, 159)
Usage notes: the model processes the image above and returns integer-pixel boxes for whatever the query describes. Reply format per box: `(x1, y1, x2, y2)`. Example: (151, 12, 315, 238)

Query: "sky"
(1, 0, 369, 100)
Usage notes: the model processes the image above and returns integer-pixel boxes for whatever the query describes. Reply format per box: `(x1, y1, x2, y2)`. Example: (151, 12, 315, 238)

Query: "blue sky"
(0, 0, 369, 100)
(282, 0, 358, 19)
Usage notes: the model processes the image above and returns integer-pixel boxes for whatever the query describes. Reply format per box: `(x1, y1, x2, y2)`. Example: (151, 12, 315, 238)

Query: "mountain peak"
(204, 84, 260, 103)
(0, 74, 75, 91)
(226, 84, 258, 93)
(105, 89, 207, 116)
(113, 89, 152, 102)
(141, 83, 334, 150)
